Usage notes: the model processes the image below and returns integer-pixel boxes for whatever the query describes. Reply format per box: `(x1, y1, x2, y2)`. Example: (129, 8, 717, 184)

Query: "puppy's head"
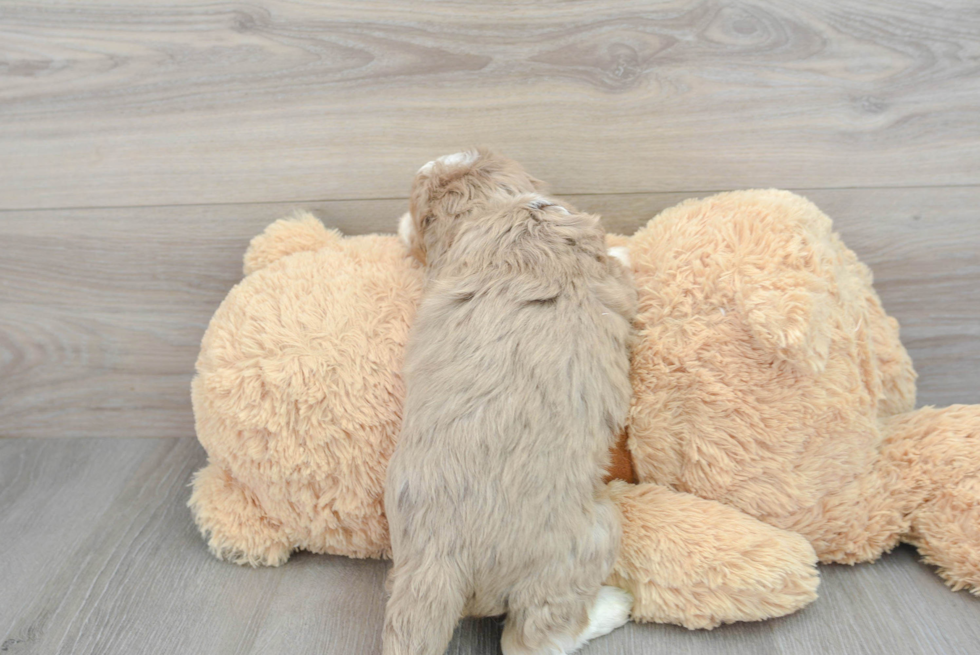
(400, 148, 543, 264)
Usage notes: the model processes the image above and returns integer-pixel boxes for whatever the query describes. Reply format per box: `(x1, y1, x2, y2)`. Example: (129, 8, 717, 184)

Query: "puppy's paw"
(580, 585, 632, 642)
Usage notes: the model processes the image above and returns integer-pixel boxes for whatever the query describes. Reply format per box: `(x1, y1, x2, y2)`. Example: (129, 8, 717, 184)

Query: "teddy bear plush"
(189, 190, 979, 630)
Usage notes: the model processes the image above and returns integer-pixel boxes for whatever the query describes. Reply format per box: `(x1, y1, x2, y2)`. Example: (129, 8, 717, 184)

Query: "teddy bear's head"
(192, 214, 424, 556)
(624, 190, 917, 518)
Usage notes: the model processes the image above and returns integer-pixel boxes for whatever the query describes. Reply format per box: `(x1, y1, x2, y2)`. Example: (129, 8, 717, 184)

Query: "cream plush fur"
(191, 214, 422, 563)
(189, 190, 980, 630)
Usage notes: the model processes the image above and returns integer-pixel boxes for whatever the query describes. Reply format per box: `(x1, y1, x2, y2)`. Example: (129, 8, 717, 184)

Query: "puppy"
(383, 149, 636, 655)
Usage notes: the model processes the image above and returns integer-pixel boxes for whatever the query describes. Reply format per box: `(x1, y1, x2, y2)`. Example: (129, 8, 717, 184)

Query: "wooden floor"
(1, 438, 978, 655)
(2, 1, 980, 653)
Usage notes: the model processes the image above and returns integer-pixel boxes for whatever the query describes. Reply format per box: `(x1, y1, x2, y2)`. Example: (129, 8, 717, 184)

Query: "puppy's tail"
(382, 563, 467, 655)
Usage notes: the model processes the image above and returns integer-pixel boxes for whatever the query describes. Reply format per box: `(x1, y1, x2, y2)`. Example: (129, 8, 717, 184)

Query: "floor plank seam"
(3, 183, 980, 215)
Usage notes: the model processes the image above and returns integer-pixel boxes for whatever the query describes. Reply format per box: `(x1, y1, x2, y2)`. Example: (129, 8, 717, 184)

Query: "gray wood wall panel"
(2, 188, 978, 438)
(2, 1, 980, 209)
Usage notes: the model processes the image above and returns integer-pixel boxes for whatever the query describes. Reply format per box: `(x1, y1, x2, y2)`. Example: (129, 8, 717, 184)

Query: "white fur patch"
(397, 212, 414, 248)
(528, 195, 570, 213)
(607, 246, 630, 268)
(574, 586, 633, 648)
(500, 587, 632, 655)
(418, 150, 479, 174)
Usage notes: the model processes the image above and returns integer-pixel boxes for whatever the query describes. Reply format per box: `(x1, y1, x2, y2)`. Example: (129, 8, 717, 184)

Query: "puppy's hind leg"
(501, 594, 589, 655)
(382, 563, 467, 655)
(502, 499, 630, 655)
(577, 586, 633, 644)
(500, 586, 632, 655)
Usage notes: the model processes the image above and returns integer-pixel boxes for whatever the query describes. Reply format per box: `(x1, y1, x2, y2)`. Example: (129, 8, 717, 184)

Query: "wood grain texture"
(2, 186, 978, 438)
(0, 438, 165, 643)
(2, 0, 980, 209)
(1, 437, 979, 654)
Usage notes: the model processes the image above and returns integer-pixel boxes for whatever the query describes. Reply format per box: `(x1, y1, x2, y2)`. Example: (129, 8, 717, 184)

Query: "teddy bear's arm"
(606, 481, 820, 630)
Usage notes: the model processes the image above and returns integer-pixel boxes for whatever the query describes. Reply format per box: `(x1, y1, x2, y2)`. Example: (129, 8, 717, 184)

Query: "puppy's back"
(387, 197, 635, 611)
(384, 150, 636, 655)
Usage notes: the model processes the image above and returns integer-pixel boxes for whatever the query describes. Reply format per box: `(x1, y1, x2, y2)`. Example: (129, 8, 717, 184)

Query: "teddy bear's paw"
(208, 532, 292, 568)
(188, 462, 293, 567)
(606, 481, 820, 630)
(906, 474, 980, 595)
(884, 404, 980, 593)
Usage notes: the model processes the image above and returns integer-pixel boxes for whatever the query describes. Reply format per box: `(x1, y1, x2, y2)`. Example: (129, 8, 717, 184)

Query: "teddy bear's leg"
(188, 461, 293, 567)
(881, 405, 980, 594)
(910, 474, 980, 594)
(605, 481, 820, 630)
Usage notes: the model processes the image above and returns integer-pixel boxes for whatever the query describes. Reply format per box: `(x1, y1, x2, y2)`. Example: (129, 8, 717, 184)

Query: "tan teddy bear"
(189, 190, 979, 630)
(625, 190, 980, 593)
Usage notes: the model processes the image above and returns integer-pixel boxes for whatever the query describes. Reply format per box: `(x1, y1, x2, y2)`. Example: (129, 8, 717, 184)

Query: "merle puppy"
(384, 149, 636, 655)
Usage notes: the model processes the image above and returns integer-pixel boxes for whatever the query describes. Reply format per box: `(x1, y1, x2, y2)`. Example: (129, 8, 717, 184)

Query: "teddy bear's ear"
(737, 270, 834, 376)
(243, 211, 342, 276)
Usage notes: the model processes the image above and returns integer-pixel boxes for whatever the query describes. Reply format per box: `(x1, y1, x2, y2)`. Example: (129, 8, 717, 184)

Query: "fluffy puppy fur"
(383, 149, 637, 655)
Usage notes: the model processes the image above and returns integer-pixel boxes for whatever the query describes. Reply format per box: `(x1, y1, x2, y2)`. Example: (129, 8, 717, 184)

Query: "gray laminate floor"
(2, 437, 978, 655)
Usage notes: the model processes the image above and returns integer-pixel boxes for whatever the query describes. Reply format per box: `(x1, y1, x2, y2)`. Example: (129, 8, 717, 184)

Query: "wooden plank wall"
(2, 1, 979, 437)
